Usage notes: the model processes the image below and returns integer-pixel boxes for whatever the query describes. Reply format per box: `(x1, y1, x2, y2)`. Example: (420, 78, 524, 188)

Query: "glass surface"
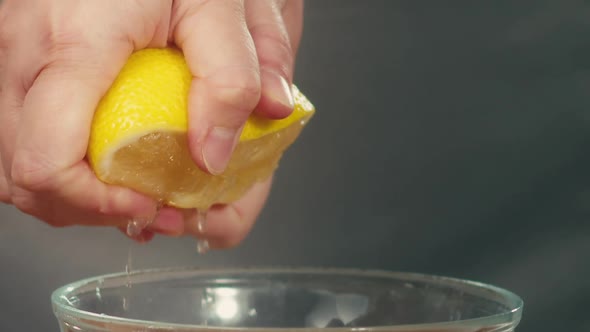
(52, 268, 523, 332)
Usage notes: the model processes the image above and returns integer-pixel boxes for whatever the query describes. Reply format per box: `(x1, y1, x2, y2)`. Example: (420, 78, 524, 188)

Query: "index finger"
(172, 0, 262, 175)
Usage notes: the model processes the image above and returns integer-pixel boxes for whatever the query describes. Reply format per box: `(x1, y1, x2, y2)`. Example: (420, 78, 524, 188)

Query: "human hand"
(0, 0, 303, 248)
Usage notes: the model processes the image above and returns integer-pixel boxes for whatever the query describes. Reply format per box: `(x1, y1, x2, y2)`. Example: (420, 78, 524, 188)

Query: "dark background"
(1, 1, 589, 331)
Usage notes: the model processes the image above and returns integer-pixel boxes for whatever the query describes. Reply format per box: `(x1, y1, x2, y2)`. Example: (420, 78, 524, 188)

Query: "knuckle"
(96, 188, 122, 216)
(172, 0, 218, 44)
(0, 9, 17, 77)
(39, 19, 95, 70)
(250, 23, 293, 70)
(123, 0, 167, 50)
(10, 150, 59, 192)
(0, 4, 16, 45)
(41, 19, 83, 56)
(208, 67, 262, 113)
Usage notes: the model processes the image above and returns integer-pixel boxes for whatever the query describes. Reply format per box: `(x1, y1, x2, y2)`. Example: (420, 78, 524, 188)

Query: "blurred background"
(1, 1, 589, 331)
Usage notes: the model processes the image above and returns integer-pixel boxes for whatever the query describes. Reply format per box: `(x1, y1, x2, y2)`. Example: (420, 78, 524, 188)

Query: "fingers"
(1, 0, 297, 247)
(10, 190, 139, 228)
(148, 207, 185, 236)
(9, 35, 157, 227)
(171, 0, 261, 175)
(13, 44, 131, 175)
(166, 0, 300, 246)
(9, 162, 156, 227)
(187, 176, 273, 249)
(245, 0, 295, 119)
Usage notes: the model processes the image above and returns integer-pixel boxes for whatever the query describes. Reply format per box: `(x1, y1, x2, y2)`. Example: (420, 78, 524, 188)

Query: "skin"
(0, 0, 304, 248)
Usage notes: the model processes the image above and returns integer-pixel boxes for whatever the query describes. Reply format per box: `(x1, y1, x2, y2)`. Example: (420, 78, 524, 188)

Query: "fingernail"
(261, 69, 294, 110)
(203, 126, 239, 175)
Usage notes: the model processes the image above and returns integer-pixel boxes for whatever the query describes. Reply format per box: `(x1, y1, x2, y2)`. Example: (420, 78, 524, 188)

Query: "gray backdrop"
(1, 1, 589, 331)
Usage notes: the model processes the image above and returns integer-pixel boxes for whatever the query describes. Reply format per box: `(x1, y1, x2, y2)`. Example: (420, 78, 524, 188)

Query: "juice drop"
(195, 209, 209, 254)
(125, 219, 145, 237)
(122, 296, 129, 311)
(125, 201, 163, 238)
(184, 208, 210, 254)
(184, 208, 208, 234)
(122, 223, 141, 311)
(123, 203, 163, 313)
(125, 245, 133, 289)
(196, 209, 207, 233)
(197, 239, 210, 254)
(122, 245, 133, 311)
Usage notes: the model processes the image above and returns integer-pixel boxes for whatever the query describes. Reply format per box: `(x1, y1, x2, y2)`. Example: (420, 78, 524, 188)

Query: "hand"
(0, 0, 304, 248)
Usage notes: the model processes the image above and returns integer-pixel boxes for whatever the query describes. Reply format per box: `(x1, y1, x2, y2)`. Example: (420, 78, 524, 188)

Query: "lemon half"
(88, 48, 314, 210)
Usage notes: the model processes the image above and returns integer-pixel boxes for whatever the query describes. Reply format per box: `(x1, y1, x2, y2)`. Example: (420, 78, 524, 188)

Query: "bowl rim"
(51, 266, 524, 331)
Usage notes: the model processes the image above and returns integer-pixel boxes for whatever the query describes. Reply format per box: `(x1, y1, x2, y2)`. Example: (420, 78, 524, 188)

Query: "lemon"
(87, 48, 314, 210)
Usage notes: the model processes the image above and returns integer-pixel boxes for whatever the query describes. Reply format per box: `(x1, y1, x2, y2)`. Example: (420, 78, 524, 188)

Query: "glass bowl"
(52, 267, 523, 332)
